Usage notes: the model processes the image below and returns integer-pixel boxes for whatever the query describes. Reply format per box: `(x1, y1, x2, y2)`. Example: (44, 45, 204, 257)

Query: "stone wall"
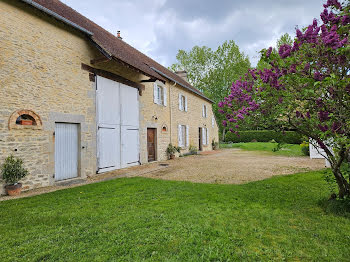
(0, 0, 219, 195)
(0, 1, 99, 194)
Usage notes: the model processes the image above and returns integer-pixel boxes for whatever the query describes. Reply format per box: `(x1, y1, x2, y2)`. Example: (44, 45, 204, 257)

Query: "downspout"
(170, 82, 176, 144)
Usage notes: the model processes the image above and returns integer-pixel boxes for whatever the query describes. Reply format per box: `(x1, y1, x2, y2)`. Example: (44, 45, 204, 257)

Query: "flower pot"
(169, 154, 175, 160)
(5, 183, 22, 196)
(20, 119, 33, 126)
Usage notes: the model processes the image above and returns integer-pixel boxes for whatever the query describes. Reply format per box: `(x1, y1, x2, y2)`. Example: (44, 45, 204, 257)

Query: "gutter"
(150, 67, 214, 104)
(21, 0, 94, 36)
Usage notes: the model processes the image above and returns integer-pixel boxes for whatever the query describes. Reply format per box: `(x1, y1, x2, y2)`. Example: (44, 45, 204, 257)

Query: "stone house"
(0, 0, 219, 194)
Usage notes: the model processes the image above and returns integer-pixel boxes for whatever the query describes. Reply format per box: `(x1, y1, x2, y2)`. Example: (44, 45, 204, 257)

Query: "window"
(178, 94, 187, 112)
(157, 85, 164, 105)
(178, 125, 189, 147)
(202, 127, 209, 145)
(154, 82, 167, 106)
(212, 116, 215, 127)
(202, 105, 207, 118)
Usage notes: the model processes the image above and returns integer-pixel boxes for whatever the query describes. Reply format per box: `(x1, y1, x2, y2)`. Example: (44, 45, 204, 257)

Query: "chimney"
(117, 30, 123, 40)
(175, 70, 188, 82)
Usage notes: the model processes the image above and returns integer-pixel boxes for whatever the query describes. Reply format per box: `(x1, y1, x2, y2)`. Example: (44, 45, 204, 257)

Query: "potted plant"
(212, 140, 219, 150)
(1, 155, 29, 196)
(166, 143, 181, 160)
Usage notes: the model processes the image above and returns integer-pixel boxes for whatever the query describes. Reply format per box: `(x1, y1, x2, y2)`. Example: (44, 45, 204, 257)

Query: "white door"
(120, 84, 139, 168)
(98, 127, 120, 170)
(96, 76, 139, 173)
(121, 127, 139, 168)
(55, 123, 79, 181)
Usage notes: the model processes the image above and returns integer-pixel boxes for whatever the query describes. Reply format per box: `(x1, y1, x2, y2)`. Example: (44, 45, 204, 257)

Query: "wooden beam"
(81, 63, 145, 93)
(140, 78, 157, 83)
(90, 56, 110, 65)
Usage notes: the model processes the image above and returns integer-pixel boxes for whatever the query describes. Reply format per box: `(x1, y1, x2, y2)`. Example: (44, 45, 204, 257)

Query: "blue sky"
(61, 0, 324, 67)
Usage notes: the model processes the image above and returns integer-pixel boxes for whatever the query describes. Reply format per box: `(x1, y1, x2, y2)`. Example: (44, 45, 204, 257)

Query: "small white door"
(55, 123, 79, 181)
(121, 127, 139, 168)
(98, 127, 120, 170)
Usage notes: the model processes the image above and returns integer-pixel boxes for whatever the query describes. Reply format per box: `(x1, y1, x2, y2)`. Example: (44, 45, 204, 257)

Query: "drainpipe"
(170, 82, 176, 144)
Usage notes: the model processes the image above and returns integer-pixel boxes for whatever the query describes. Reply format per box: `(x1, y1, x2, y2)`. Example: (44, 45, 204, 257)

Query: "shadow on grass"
(318, 197, 350, 218)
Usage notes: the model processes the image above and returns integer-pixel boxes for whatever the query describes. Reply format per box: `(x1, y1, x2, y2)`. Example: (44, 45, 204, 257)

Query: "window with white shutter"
(202, 127, 209, 145)
(202, 105, 207, 118)
(178, 125, 188, 147)
(154, 82, 166, 106)
(179, 94, 187, 112)
(178, 125, 183, 147)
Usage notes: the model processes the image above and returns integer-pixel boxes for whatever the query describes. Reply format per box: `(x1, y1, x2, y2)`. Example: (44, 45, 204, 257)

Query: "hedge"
(224, 130, 303, 144)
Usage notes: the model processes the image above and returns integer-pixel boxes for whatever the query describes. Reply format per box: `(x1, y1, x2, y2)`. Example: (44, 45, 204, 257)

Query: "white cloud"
(61, 0, 324, 67)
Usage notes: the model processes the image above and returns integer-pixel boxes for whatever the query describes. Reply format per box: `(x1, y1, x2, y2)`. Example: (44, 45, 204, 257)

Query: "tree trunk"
(332, 169, 350, 198)
(222, 128, 226, 142)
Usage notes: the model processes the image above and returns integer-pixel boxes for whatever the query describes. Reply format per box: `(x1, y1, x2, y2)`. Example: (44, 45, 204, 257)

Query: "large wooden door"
(147, 128, 156, 162)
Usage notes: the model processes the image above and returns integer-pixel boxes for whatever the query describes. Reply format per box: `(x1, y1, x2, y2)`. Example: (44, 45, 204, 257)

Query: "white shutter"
(206, 128, 209, 145)
(178, 125, 182, 147)
(202, 105, 205, 117)
(186, 125, 189, 147)
(154, 83, 158, 104)
(202, 128, 206, 145)
(185, 96, 188, 112)
(179, 94, 182, 110)
(163, 86, 167, 106)
(212, 116, 215, 127)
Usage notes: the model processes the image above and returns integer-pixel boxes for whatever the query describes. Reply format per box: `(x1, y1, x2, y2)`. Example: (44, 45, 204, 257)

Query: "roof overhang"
(21, 0, 94, 36)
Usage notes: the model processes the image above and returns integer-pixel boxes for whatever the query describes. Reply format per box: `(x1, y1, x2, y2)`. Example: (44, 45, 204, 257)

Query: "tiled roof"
(22, 0, 213, 103)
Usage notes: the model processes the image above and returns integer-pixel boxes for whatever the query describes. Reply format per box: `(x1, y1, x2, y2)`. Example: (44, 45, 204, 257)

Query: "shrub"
(224, 130, 303, 144)
(272, 142, 286, 152)
(1, 155, 29, 185)
(211, 140, 219, 150)
(300, 141, 310, 156)
(189, 145, 198, 154)
(166, 144, 181, 156)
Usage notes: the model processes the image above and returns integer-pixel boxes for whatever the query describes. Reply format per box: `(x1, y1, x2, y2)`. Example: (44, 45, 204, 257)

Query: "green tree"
(170, 40, 250, 139)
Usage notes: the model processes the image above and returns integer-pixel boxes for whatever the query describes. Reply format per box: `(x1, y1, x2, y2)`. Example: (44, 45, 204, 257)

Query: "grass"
(1, 172, 350, 261)
(220, 142, 304, 157)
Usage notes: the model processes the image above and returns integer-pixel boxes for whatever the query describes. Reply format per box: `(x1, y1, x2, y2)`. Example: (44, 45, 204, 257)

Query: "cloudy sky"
(61, 0, 324, 67)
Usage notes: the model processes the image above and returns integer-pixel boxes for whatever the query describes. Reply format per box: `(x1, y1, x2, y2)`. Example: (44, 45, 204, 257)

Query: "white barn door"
(120, 84, 139, 168)
(55, 123, 79, 181)
(96, 76, 139, 173)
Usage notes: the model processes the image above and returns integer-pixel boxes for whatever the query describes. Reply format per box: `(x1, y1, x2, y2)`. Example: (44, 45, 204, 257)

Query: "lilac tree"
(219, 0, 350, 198)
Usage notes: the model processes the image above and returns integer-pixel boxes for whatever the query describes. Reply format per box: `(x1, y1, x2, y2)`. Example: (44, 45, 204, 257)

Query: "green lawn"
(1, 172, 349, 261)
(220, 142, 304, 157)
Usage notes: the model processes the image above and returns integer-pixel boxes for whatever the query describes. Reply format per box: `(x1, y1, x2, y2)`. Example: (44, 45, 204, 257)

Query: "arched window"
(9, 110, 42, 130)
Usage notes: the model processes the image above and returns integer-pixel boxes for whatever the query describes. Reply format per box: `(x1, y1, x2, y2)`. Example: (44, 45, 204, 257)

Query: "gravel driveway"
(1, 148, 326, 201)
(139, 149, 326, 184)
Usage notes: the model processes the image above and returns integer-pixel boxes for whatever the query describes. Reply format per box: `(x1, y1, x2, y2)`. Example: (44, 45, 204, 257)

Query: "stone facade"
(0, 0, 218, 194)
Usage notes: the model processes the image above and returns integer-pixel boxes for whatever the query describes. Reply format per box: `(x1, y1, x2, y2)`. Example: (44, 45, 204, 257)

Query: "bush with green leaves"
(166, 144, 181, 156)
(224, 130, 303, 144)
(189, 145, 198, 154)
(1, 155, 29, 185)
(300, 141, 310, 156)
